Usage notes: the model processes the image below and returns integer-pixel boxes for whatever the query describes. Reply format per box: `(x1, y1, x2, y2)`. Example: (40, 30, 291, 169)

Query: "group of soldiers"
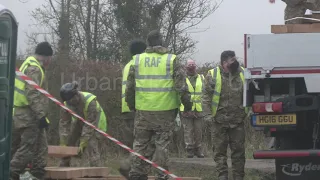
(8, 1, 320, 180)
(11, 41, 108, 180)
(10, 30, 247, 180)
(119, 30, 247, 180)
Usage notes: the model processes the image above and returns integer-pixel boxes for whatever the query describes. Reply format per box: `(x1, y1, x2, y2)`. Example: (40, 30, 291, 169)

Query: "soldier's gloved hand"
(39, 116, 50, 129)
(78, 138, 88, 155)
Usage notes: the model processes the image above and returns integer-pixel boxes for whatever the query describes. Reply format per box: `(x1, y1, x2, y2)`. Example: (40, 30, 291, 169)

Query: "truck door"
(0, 8, 18, 180)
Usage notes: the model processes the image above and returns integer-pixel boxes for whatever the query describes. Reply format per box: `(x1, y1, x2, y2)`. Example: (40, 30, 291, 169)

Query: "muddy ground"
(168, 158, 275, 180)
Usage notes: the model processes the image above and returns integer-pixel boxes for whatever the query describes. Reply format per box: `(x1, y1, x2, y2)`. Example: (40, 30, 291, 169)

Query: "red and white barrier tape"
(15, 68, 182, 180)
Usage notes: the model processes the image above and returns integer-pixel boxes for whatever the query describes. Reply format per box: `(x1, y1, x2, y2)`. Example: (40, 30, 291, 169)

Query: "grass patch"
(169, 162, 275, 180)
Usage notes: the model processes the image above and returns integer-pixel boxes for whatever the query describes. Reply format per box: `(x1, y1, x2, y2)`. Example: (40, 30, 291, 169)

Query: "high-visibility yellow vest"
(121, 60, 134, 113)
(133, 52, 179, 111)
(14, 56, 45, 107)
(208, 66, 249, 117)
(64, 91, 107, 132)
(180, 74, 204, 112)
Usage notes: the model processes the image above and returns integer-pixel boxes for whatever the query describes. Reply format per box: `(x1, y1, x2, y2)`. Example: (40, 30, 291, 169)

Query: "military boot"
(118, 159, 131, 180)
(194, 147, 204, 158)
(186, 148, 194, 158)
(155, 173, 169, 180)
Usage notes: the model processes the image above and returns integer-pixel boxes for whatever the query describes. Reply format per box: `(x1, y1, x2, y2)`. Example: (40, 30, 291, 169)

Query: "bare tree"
(110, 0, 223, 61)
(27, 0, 223, 62)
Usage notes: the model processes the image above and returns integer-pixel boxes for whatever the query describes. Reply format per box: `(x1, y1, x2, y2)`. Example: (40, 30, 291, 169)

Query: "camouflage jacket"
(59, 93, 99, 141)
(125, 46, 192, 111)
(282, 0, 305, 6)
(203, 65, 246, 127)
(13, 65, 48, 128)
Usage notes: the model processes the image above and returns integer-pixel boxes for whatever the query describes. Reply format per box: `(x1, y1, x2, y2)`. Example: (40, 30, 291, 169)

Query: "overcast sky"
(0, 0, 286, 64)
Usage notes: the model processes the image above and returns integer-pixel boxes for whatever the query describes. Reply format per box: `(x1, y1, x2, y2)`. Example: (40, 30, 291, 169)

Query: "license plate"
(252, 114, 296, 126)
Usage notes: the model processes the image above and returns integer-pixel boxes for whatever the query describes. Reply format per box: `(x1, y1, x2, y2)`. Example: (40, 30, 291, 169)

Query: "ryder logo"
(281, 163, 320, 176)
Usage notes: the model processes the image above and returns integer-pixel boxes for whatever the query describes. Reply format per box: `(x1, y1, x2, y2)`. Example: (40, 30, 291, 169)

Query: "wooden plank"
(104, 176, 155, 180)
(48, 146, 79, 158)
(45, 167, 109, 179)
(271, 24, 320, 34)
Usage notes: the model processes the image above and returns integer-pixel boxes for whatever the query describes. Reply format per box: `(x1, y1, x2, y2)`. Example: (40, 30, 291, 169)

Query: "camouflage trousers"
(212, 121, 245, 179)
(59, 120, 103, 167)
(181, 116, 203, 150)
(283, 0, 320, 24)
(10, 126, 48, 180)
(129, 110, 176, 180)
(119, 136, 156, 178)
(121, 112, 135, 148)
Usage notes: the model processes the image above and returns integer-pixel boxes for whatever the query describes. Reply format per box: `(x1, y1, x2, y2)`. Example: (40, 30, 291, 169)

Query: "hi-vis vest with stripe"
(180, 74, 204, 112)
(208, 66, 248, 117)
(133, 52, 179, 111)
(121, 60, 134, 113)
(14, 56, 45, 107)
(64, 92, 107, 132)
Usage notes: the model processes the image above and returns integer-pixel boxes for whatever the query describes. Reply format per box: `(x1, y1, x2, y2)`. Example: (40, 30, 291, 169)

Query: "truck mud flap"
(276, 158, 320, 180)
(254, 150, 320, 180)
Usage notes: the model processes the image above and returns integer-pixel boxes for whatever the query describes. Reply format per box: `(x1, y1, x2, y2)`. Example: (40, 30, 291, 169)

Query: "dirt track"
(170, 158, 275, 171)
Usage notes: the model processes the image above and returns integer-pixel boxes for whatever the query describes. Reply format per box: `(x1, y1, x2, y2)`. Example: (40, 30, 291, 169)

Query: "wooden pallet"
(271, 12, 320, 34)
(271, 23, 320, 34)
(45, 167, 109, 179)
(48, 146, 79, 158)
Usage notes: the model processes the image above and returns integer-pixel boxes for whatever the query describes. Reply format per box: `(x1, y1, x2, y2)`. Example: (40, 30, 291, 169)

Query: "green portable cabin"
(0, 4, 18, 180)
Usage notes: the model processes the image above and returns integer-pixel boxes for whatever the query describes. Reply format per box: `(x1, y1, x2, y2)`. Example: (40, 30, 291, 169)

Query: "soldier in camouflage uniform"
(180, 59, 205, 158)
(125, 30, 192, 180)
(118, 39, 147, 179)
(203, 51, 247, 180)
(59, 81, 107, 167)
(11, 42, 53, 180)
(270, 0, 320, 24)
(121, 39, 147, 149)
